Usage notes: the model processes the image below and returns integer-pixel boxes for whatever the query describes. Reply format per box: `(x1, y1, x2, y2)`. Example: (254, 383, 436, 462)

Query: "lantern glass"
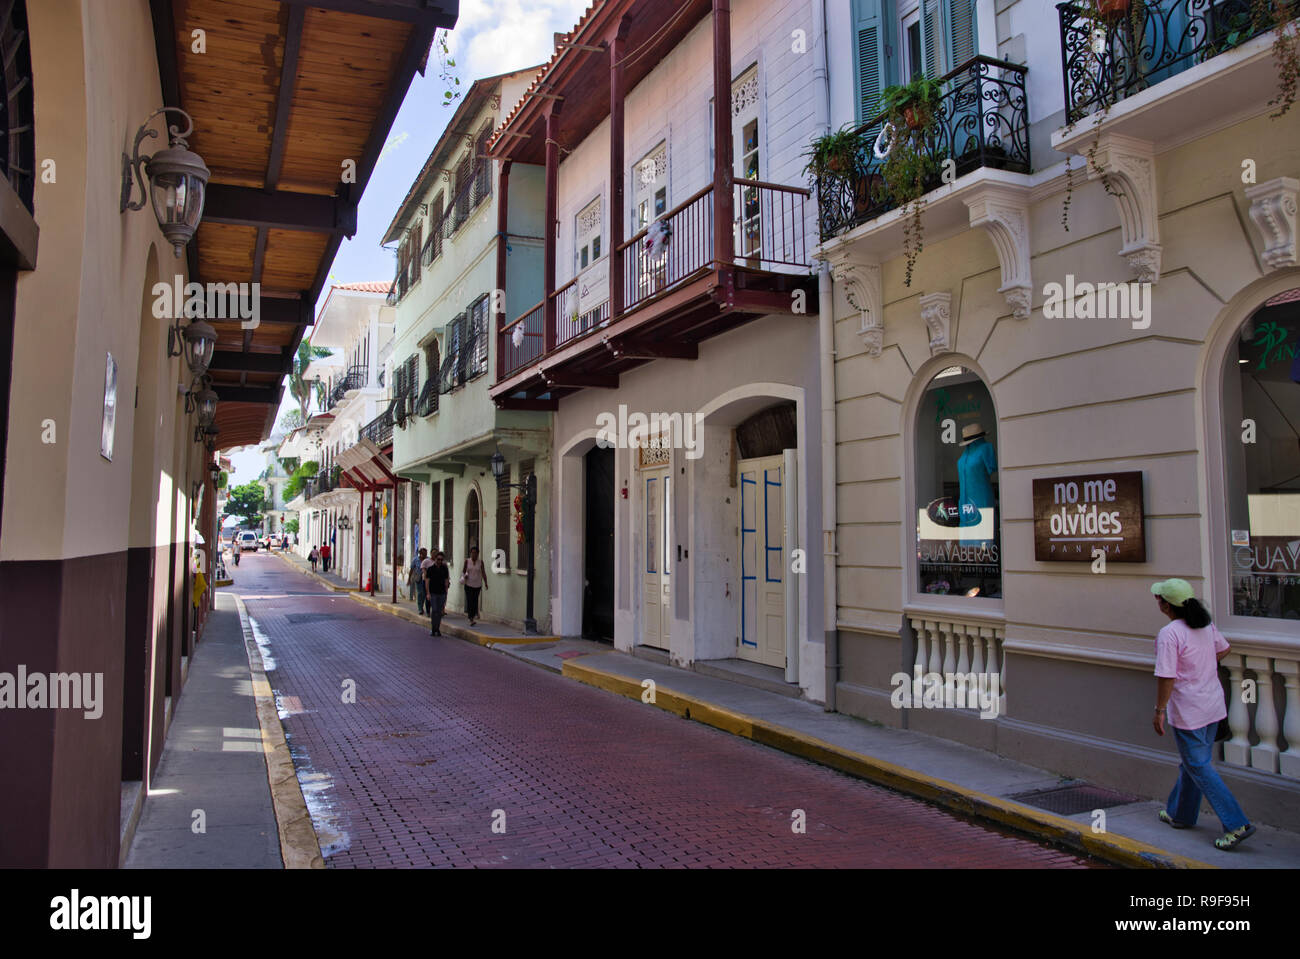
(490, 450, 506, 484)
(146, 144, 209, 257)
(184, 320, 217, 377)
(196, 387, 219, 426)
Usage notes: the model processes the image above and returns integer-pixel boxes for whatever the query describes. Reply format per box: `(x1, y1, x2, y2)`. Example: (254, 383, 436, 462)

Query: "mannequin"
(957, 422, 996, 532)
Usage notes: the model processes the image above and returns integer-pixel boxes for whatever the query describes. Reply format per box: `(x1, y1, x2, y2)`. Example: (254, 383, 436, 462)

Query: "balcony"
(327, 365, 368, 408)
(362, 408, 394, 448)
(817, 56, 1030, 243)
(496, 179, 812, 389)
(1059, 0, 1281, 123)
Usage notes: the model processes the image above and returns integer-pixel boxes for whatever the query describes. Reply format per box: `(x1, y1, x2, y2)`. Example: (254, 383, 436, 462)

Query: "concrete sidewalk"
(125, 592, 283, 868)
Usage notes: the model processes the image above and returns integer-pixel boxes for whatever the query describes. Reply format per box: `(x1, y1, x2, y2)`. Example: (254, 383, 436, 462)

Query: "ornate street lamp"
(170, 318, 217, 377)
(121, 107, 210, 257)
(491, 449, 537, 634)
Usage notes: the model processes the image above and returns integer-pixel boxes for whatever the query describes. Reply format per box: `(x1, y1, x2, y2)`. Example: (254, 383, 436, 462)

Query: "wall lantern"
(489, 449, 507, 485)
(203, 423, 220, 453)
(169, 318, 218, 377)
(338, 515, 353, 531)
(121, 107, 210, 257)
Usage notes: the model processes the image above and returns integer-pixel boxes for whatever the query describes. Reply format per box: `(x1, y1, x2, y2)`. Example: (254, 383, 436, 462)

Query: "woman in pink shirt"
(1150, 578, 1254, 851)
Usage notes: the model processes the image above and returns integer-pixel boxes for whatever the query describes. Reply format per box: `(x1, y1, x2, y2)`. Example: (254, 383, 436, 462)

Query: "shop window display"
(915, 366, 1001, 599)
(1223, 290, 1300, 621)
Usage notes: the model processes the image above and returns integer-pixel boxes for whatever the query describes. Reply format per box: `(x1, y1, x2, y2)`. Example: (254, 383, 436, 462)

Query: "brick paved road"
(231, 553, 1097, 868)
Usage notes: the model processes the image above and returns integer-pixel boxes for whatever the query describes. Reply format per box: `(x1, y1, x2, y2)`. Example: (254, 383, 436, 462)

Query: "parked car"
(238, 531, 260, 552)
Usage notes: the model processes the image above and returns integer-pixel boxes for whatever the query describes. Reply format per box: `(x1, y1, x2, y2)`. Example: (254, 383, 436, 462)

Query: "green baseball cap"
(1151, 578, 1195, 607)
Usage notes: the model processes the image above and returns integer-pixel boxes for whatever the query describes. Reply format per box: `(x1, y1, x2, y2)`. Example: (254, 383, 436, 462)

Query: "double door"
(738, 455, 786, 668)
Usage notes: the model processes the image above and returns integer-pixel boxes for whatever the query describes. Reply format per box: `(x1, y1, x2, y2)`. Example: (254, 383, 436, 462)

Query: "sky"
(223, 0, 591, 490)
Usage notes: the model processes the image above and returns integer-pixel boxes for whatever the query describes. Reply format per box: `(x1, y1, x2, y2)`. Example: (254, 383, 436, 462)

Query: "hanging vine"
(436, 29, 462, 107)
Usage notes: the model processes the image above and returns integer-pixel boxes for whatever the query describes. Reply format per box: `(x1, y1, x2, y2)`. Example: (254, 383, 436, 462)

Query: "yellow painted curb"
(233, 595, 325, 870)
(562, 659, 1215, 871)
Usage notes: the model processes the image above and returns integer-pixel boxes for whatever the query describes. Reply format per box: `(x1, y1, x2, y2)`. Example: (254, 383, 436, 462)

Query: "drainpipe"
(814, 0, 839, 712)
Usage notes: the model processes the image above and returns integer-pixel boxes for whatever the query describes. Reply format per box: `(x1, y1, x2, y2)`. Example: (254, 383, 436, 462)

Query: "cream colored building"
(820, 0, 1300, 828)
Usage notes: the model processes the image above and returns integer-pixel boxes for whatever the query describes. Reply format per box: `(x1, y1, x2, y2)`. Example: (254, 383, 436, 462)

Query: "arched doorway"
(465, 487, 480, 555)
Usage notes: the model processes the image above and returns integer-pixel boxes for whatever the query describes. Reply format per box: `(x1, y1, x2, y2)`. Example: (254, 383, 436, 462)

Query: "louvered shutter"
(852, 0, 892, 126)
(922, 0, 942, 78)
(475, 126, 492, 205)
(945, 0, 977, 72)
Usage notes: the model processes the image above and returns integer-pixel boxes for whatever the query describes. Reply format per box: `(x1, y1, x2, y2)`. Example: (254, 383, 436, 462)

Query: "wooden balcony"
(492, 179, 814, 406)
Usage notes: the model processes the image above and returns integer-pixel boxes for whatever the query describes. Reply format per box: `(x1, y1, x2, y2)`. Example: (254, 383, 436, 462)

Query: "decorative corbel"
(489, 94, 502, 111)
(919, 292, 952, 356)
(1245, 176, 1299, 271)
(965, 185, 1032, 319)
(826, 253, 884, 357)
(1086, 133, 1162, 283)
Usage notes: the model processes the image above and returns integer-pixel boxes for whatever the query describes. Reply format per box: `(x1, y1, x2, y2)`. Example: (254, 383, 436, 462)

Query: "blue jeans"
(413, 580, 426, 614)
(429, 592, 447, 634)
(1166, 722, 1249, 831)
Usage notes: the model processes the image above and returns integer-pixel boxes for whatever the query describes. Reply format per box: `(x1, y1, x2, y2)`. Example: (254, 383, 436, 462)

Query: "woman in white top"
(462, 546, 488, 626)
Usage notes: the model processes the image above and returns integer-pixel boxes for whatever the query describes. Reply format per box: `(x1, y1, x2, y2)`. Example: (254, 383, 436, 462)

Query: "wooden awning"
(151, 0, 458, 449)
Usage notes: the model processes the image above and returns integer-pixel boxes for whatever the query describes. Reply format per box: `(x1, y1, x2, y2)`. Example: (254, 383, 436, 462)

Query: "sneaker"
(1214, 824, 1255, 851)
(1158, 810, 1191, 830)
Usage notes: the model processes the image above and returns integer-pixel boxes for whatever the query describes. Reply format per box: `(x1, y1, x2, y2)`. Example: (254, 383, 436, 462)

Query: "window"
(446, 313, 466, 386)
(732, 66, 761, 262)
(853, 0, 978, 122)
(516, 458, 534, 571)
(496, 467, 512, 571)
(576, 197, 602, 272)
(410, 222, 423, 284)
(474, 124, 493, 207)
(1223, 290, 1300, 621)
(430, 480, 441, 552)
(454, 152, 473, 227)
(443, 481, 454, 563)
(914, 366, 1001, 600)
(633, 142, 667, 235)
(424, 193, 444, 264)
(466, 488, 481, 555)
(466, 295, 490, 378)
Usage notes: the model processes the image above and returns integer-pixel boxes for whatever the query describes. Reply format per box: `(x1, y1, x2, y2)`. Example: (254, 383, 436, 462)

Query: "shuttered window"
(443, 481, 455, 564)
(474, 124, 493, 207)
(495, 466, 511, 571)
(430, 480, 441, 552)
(853, 0, 892, 126)
(946, 0, 976, 71)
(467, 295, 489, 378)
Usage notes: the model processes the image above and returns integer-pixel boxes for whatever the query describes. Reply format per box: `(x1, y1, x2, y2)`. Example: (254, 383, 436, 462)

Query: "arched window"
(914, 364, 1001, 600)
(465, 487, 480, 554)
(1221, 287, 1300, 622)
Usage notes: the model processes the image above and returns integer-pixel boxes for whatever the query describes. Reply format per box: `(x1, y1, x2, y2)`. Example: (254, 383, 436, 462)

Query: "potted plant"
(802, 124, 866, 182)
(870, 77, 946, 286)
(1097, 0, 1131, 19)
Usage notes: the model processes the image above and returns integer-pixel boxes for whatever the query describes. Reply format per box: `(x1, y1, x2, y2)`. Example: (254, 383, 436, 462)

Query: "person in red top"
(1150, 578, 1254, 851)
(320, 542, 331, 573)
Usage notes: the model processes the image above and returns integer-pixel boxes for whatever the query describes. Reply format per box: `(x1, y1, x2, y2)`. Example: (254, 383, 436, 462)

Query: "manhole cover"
(1007, 782, 1145, 815)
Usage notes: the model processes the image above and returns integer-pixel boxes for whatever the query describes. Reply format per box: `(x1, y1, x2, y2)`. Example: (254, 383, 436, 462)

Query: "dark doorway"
(583, 446, 615, 642)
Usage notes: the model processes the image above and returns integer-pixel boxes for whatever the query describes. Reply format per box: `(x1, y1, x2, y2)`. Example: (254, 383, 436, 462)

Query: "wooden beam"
(493, 397, 558, 411)
(273, 0, 459, 28)
(265, 4, 305, 191)
(209, 350, 293, 375)
(204, 184, 357, 235)
(212, 384, 282, 404)
(540, 371, 619, 389)
(253, 296, 314, 325)
(602, 337, 698, 361)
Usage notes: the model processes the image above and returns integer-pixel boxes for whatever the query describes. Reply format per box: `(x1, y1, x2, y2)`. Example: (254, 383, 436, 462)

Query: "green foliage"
(283, 460, 319, 501)
(289, 343, 333, 424)
(802, 124, 867, 183)
(871, 77, 947, 286)
(437, 30, 461, 106)
(217, 470, 228, 490)
(226, 482, 266, 527)
(285, 518, 299, 535)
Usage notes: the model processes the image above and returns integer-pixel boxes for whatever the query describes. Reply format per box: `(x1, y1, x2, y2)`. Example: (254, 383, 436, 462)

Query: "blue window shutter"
(852, 0, 892, 126)
(921, 0, 942, 78)
(944, 0, 977, 73)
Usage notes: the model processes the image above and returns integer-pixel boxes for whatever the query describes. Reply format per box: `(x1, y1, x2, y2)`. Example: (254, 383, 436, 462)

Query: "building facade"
(818, 0, 1300, 827)
(491, 0, 827, 690)
(386, 69, 553, 630)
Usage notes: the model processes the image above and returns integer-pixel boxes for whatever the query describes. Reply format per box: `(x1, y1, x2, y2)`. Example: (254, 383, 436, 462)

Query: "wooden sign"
(1032, 471, 1145, 562)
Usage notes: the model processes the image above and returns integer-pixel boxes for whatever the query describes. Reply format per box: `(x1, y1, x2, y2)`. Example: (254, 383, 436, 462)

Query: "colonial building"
(490, 0, 827, 689)
(818, 0, 1300, 828)
(385, 67, 553, 630)
(0, 0, 457, 867)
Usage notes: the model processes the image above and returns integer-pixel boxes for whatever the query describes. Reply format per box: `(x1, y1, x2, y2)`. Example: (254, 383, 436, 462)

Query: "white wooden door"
(732, 65, 762, 266)
(641, 466, 671, 649)
(738, 455, 785, 667)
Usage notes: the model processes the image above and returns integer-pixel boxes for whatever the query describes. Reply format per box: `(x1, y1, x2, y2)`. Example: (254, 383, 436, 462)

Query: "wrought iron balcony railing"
(816, 56, 1030, 241)
(327, 365, 369, 408)
(362, 407, 394, 448)
(1059, 0, 1276, 124)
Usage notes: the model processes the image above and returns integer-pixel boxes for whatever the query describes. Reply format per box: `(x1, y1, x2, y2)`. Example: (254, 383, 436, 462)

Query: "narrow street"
(230, 553, 1095, 868)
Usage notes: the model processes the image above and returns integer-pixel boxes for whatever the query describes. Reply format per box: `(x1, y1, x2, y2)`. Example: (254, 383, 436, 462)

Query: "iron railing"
(444, 162, 492, 238)
(816, 55, 1030, 241)
(1059, 0, 1276, 123)
(414, 377, 439, 417)
(328, 365, 368, 408)
(497, 178, 812, 381)
(362, 408, 394, 448)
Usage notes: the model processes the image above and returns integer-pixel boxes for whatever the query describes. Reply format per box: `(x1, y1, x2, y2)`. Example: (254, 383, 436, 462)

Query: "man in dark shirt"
(424, 551, 451, 636)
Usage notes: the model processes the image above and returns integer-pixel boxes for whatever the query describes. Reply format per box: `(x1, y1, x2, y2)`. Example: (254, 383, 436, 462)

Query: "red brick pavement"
(231, 553, 1098, 869)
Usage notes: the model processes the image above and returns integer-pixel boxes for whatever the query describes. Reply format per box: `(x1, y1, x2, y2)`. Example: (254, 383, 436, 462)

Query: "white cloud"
(447, 0, 591, 83)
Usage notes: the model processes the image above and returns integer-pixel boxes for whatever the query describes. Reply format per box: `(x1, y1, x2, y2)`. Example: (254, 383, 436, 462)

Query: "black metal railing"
(362, 408, 394, 448)
(327, 365, 369, 408)
(443, 162, 492, 238)
(1059, 0, 1275, 123)
(414, 377, 438, 417)
(816, 55, 1030, 241)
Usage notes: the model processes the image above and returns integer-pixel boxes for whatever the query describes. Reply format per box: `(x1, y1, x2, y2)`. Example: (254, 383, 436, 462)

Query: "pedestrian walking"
(409, 548, 428, 615)
(425, 551, 450, 636)
(309, 546, 318, 571)
(1150, 578, 1255, 851)
(320, 542, 331, 573)
(461, 546, 488, 627)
